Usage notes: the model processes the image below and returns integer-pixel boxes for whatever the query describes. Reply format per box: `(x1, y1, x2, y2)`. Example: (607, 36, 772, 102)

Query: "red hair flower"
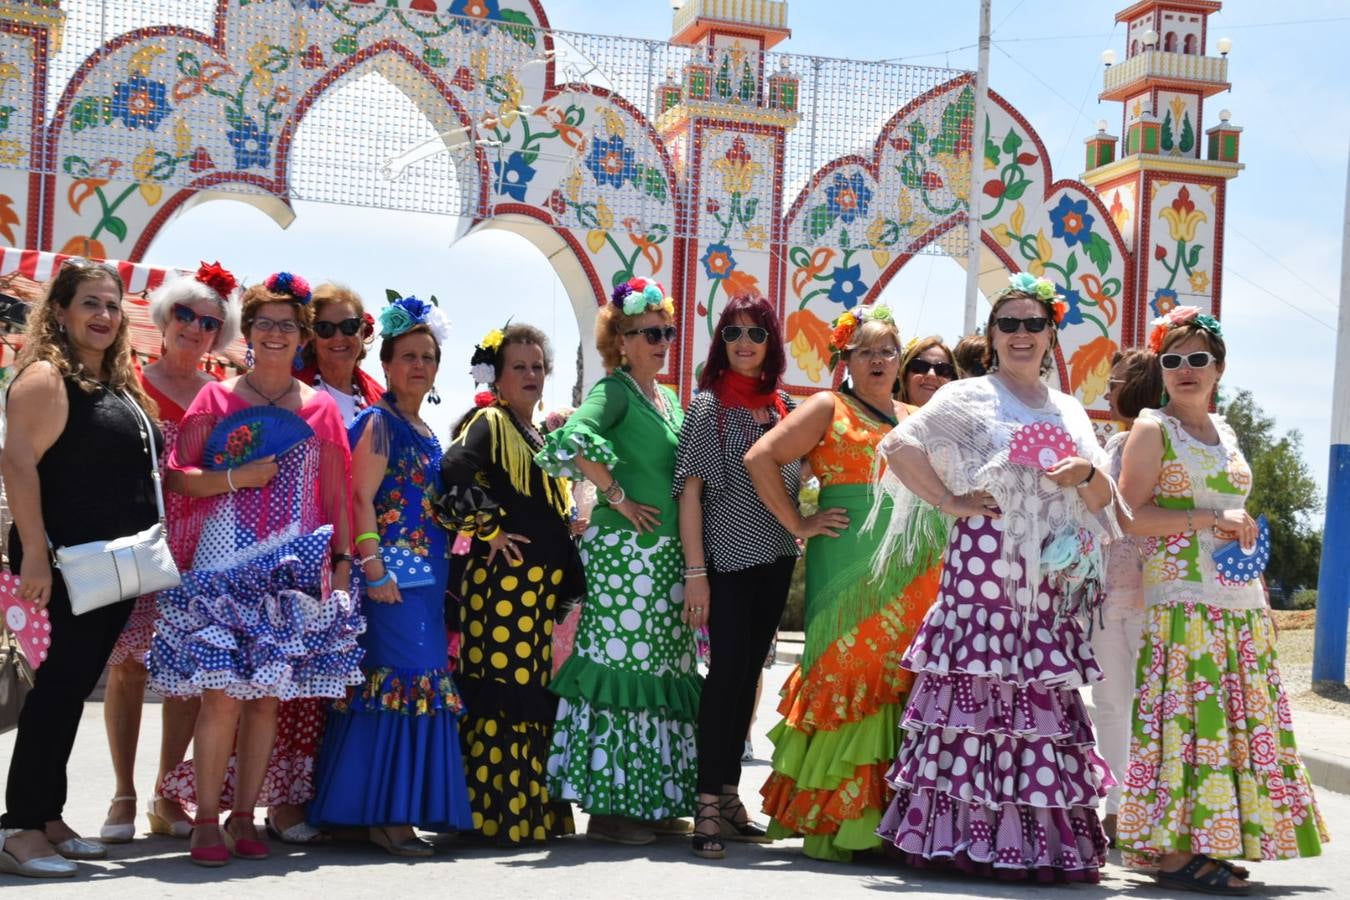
(474, 390, 495, 408)
(195, 260, 237, 299)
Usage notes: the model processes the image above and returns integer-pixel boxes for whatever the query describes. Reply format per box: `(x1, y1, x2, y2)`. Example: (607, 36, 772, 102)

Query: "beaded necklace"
(314, 372, 366, 412)
(615, 367, 678, 431)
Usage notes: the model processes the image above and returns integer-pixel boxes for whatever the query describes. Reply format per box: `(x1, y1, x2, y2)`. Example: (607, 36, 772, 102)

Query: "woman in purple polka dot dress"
(869, 274, 1124, 882)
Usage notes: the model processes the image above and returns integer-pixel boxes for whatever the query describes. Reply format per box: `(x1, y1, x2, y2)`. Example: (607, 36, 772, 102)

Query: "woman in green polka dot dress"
(537, 278, 699, 847)
(439, 323, 584, 844)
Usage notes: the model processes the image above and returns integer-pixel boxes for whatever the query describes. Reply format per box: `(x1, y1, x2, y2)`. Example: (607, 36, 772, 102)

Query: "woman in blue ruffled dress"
(308, 297, 471, 856)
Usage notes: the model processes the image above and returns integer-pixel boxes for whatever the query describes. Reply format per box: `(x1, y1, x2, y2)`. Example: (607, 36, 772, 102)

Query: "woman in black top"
(672, 294, 800, 860)
(0, 259, 162, 877)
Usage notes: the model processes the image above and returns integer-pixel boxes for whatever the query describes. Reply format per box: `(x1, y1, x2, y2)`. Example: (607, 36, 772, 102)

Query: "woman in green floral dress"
(1117, 308, 1327, 895)
(537, 278, 698, 847)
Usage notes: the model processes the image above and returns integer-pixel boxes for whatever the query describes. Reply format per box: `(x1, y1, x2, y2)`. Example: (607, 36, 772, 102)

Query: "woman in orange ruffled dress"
(744, 305, 945, 861)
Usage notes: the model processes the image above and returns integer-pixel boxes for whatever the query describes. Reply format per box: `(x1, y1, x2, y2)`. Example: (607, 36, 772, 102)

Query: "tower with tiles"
(1083, 0, 1242, 346)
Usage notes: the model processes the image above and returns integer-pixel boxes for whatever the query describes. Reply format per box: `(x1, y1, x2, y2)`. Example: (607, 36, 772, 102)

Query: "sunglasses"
(994, 316, 1050, 334)
(314, 317, 364, 339)
(906, 358, 956, 379)
(61, 256, 121, 277)
(252, 315, 300, 334)
(625, 325, 677, 345)
(1159, 351, 1217, 370)
(172, 303, 223, 333)
(721, 325, 768, 344)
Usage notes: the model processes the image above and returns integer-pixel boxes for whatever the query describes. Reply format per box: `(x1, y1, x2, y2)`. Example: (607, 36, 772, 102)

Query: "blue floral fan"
(379, 546, 435, 589)
(203, 407, 314, 470)
(1212, 514, 1271, 584)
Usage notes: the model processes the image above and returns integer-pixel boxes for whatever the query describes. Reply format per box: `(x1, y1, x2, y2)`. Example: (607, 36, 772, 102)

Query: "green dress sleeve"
(535, 376, 627, 478)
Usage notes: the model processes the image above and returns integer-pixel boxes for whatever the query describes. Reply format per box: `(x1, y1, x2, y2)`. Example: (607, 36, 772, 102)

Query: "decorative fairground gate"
(0, 0, 1243, 428)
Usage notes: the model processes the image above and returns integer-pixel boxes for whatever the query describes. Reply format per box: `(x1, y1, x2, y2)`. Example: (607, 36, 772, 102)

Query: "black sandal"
(718, 794, 772, 844)
(1210, 857, 1253, 881)
(1156, 854, 1251, 896)
(691, 800, 725, 860)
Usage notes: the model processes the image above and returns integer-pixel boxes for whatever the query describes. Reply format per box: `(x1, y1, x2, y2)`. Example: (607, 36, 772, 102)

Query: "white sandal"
(146, 796, 192, 839)
(99, 795, 137, 844)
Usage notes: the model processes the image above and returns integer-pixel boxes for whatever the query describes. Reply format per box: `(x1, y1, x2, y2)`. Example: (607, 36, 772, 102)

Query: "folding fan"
(0, 573, 52, 669)
(379, 546, 436, 589)
(1212, 514, 1271, 584)
(1008, 422, 1076, 471)
(203, 407, 315, 470)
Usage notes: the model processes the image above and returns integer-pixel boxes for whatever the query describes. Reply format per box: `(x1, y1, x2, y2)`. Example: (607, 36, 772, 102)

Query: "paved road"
(2, 662, 1344, 898)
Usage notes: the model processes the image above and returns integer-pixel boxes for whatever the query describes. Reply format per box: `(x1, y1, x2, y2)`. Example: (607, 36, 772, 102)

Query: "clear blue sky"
(127, 1, 1348, 504)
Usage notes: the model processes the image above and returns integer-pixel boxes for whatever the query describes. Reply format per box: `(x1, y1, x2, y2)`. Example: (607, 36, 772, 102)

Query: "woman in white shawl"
(871, 273, 1120, 882)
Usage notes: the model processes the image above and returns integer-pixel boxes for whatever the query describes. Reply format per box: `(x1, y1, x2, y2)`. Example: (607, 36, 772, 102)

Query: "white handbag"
(51, 391, 181, 615)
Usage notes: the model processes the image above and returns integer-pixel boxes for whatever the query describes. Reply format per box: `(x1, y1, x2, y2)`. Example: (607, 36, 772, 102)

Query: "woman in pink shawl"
(147, 272, 362, 867)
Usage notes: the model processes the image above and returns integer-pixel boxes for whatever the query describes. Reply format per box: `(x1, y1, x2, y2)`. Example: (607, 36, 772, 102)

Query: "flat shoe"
(586, 817, 655, 847)
(264, 818, 328, 845)
(54, 837, 107, 860)
(369, 827, 433, 858)
(645, 818, 693, 836)
(147, 797, 193, 839)
(100, 795, 137, 843)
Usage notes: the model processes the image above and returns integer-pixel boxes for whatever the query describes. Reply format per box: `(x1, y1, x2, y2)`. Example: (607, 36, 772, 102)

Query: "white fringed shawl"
(867, 376, 1124, 624)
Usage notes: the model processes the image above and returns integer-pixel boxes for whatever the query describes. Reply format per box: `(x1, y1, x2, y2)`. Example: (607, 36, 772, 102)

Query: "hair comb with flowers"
(379, 292, 451, 344)
(264, 271, 312, 305)
(1001, 272, 1068, 325)
(470, 322, 508, 387)
(828, 304, 896, 370)
(611, 276, 676, 318)
(194, 261, 237, 300)
(1147, 305, 1222, 353)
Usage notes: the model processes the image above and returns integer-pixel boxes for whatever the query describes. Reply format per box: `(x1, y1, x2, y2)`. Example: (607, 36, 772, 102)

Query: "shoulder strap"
(117, 391, 166, 524)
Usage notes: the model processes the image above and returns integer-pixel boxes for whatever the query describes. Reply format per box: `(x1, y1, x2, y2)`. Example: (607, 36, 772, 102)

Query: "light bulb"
(1217, 37, 1232, 56)
(1218, 108, 1232, 123)
(1101, 49, 1117, 66)
(1096, 119, 1109, 133)
(1142, 29, 1158, 46)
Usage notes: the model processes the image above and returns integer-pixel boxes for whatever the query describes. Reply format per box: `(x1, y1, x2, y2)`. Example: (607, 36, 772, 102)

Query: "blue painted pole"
(1311, 144, 1350, 685)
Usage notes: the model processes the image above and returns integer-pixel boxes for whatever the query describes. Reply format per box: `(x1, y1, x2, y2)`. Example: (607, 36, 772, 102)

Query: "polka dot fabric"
(457, 555, 575, 842)
(546, 525, 700, 820)
(876, 514, 1113, 882)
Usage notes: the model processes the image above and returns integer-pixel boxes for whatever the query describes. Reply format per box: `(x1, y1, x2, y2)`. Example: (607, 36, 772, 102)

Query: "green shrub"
(1290, 589, 1317, 610)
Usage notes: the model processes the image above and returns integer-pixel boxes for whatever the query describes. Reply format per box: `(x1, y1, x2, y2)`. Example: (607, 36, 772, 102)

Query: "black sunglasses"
(625, 325, 677, 345)
(906, 358, 956, 379)
(994, 315, 1050, 334)
(314, 317, 364, 339)
(721, 325, 768, 345)
(172, 303, 223, 333)
(1159, 351, 1217, 370)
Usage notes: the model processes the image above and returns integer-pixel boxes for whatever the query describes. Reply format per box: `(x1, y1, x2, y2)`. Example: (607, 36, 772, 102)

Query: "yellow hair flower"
(481, 328, 504, 351)
(661, 297, 676, 317)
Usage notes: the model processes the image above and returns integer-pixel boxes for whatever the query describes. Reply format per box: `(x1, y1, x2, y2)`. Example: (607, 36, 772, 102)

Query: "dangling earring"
(245, 343, 255, 367)
(537, 398, 544, 412)
(292, 347, 305, 371)
(1160, 390, 1170, 407)
(427, 386, 441, 405)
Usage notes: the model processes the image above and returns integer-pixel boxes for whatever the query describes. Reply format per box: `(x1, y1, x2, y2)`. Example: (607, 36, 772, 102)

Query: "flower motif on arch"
(289, 0, 326, 10)
(827, 263, 868, 309)
(449, 0, 503, 29)
(711, 136, 762, 195)
(701, 243, 736, 281)
(112, 76, 171, 131)
(1159, 186, 1207, 243)
(587, 135, 638, 189)
(1150, 288, 1179, 318)
(1049, 194, 1095, 248)
(226, 117, 272, 170)
(492, 150, 536, 201)
(825, 171, 872, 225)
(1053, 287, 1085, 329)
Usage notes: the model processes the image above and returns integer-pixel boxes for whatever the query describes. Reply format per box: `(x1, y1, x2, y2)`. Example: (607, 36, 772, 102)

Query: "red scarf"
(712, 370, 787, 420)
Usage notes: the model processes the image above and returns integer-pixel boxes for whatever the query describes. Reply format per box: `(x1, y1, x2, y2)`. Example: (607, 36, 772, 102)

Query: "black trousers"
(695, 556, 795, 796)
(2, 580, 132, 830)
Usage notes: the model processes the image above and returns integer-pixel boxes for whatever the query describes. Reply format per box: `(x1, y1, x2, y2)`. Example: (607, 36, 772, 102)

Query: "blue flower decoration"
(825, 171, 872, 225)
(587, 135, 638, 189)
(492, 151, 536, 202)
(827, 264, 868, 309)
(700, 243, 736, 281)
(289, 0, 326, 9)
(1056, 288, 1085, 330)
(226, 117, 272, 170)
(111, 76, 171, 131)
(449, 0, 503, 32)
(1049, 194, 1095, 248)
(1150, 288, 1179, 318)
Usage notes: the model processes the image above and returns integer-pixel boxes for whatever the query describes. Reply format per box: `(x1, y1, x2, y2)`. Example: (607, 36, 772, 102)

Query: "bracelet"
(331, 552, 352, 565)
(1077, 465, 1097, 488)
(1211, 509, 1220, 526)
(354, 532, 380, 546)
(225, 468, 237, 493)
(1186, 509, 1195, 532)
(365, 572, 393, 588)
(603, 480, 626, 504)
(357, 554, 381, 567)
(685, 571, 708, 580)
(936, 490, 952, 513)
(479, 525, 503, 542)
(684, 565, 707, 575)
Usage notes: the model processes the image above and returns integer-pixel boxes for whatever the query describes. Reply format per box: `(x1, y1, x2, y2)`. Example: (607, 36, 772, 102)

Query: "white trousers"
(1088, 605, 1146, 815)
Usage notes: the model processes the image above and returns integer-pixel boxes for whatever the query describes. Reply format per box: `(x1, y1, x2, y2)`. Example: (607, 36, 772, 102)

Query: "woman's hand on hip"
(793, 507, 849, 540)
(682, 575, 710, 629)
(614, 497, 661, 533)
(487, 530, 531, 566)
(947, 490, 1002, 519)
(17, 554, 53, 610)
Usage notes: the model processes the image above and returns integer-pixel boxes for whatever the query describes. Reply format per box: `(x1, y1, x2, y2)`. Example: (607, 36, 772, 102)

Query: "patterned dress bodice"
(1140, 408, 1264, 610)
(806, 392, 890, 488)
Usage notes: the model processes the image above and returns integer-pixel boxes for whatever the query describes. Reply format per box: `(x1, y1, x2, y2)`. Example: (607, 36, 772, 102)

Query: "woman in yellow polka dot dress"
(438, 323, 584, 844)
